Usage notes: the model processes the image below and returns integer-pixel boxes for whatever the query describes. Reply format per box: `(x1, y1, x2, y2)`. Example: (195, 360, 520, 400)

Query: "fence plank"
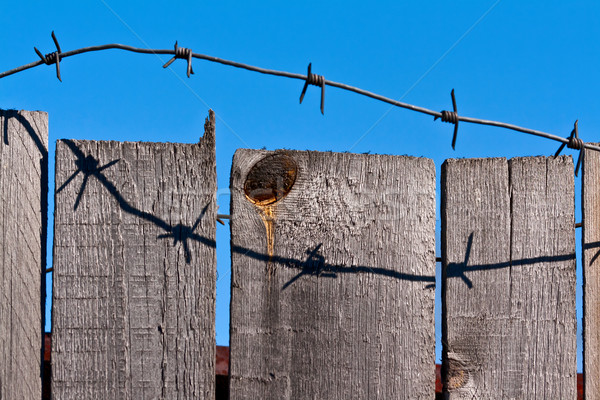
(52, 112, 217, 399)
(229, 150, 436, 399)
(0, 110, 48, 400)
(583, 144, 600, 400)
(442, 156, 576, 399)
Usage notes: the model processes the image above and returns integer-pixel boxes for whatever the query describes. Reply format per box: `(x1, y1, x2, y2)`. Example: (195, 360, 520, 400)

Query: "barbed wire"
(2, 32, 598, 175)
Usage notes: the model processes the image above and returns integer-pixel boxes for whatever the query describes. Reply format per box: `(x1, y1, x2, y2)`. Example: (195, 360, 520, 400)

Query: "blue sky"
(2, 1, 599, 372)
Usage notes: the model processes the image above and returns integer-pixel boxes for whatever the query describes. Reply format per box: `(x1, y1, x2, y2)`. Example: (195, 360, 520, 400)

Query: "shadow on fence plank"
(56, 139, 216, 264)
(446, 232, 576, 288)
(232, 230, 575, 291)
(56, 139, 577, 289)
(2, 110, 49, 398)
(583, 240, 600, 265)
(56, 141, 576, 295)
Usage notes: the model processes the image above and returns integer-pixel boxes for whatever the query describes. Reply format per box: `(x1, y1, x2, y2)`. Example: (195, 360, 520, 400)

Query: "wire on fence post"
(162, 41, 194, 78)
(33, 31, 63, 82)
(435, 89, 459, 150)
(554, 120, 585, 176)
(299, 63, 325, 114)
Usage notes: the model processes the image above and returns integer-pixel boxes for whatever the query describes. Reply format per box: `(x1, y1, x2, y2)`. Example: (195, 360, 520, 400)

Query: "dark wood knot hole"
(244, 153, 297, 206)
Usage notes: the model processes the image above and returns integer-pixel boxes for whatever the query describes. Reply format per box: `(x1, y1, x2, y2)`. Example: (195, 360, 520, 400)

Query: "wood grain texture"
(442, 156, 576, 399)
(230, 149, 436, 399)
(52, 112, 216, 399)
(0, 110, 47, 400)
(583, 144, 600, 400)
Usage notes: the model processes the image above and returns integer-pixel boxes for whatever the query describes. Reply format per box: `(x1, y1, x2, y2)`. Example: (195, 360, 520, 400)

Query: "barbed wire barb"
(33, 31, 63, 82)
(299, 63, 325, 114)
(555, 120, 585, 176)
(162, 41, 194, 78)
(435, 89, 460, 150)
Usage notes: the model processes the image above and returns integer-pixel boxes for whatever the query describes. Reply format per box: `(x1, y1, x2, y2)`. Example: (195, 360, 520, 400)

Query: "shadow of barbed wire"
(56, 139, 216, 264)
(232, 231, 575, 291)
(583, 240, 600, 265)
(446, 232, 576, 289)
(55, 141, 576, 289)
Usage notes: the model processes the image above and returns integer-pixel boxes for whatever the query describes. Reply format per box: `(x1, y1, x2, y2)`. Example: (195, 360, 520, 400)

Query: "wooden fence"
(0, 110, 47, 400)
(0, 108, 595, 399)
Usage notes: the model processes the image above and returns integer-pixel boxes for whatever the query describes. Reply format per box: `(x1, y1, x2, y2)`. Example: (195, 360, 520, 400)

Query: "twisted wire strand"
(439, 110, 459, 124)
(567, 135, 584, 150)
(38, 51, 60, 66)
(1, 40, 600, 154)
(306, 72, 324, 86)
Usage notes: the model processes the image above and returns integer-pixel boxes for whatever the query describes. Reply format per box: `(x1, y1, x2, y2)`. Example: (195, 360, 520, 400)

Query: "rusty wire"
(2, 33, 600, 171)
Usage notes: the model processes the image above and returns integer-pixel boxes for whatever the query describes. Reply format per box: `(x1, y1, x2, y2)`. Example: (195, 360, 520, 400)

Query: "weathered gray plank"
(0, 110, 47, 400)
(230, 149, 436, 399)
(583, 144, 600, 400)
(442, 156, 576, 399)
(52, 112, 217, 399)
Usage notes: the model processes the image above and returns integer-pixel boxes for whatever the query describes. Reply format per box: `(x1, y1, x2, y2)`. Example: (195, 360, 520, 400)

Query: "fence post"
(52, 112, 217, 399)
(583, 144, 600, 400)
(229, 150, 436, 399)
(0, 110, 48, 400)
(442, 156, 576, 398)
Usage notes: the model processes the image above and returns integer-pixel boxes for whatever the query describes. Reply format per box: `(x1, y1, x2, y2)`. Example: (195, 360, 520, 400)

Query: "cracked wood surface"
(229, 149, 436, 399)
(442, 156, 576, 399)
(52, 112, 216, 399)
